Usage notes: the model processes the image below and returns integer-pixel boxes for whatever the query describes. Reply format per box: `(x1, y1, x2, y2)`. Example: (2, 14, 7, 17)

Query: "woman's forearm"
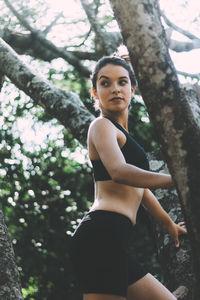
(112, 163, 173, 189)
(141, 188, 174, 228)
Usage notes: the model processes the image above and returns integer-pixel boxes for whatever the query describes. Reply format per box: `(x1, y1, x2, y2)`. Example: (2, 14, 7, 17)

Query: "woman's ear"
(131, 86, 136, 97)
(91, 87, 98, 99)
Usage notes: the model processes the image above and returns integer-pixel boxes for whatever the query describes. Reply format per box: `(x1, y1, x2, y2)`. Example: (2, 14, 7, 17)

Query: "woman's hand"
(167, 221, 188, 248)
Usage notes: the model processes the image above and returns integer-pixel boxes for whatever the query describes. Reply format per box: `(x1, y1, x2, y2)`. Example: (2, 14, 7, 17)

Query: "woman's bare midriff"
(89, 180, 144, 225)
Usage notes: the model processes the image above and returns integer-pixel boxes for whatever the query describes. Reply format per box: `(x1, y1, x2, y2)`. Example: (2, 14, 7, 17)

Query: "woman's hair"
(91, 56, 137, 90)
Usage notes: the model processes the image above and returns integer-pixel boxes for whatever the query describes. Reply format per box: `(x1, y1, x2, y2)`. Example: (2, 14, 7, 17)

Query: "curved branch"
(161, 11, 200, 52)
(161, 11, 200, 41)
(0, 38, 94, 146)
(169, 39, 200, 52)
(4, 0, 91, 78)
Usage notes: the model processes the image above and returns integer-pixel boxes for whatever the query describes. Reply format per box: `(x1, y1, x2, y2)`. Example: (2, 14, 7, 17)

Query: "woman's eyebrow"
(99, 75, 128, 80)
(99, 75, 109, 80)
(119, 76, 128, 79)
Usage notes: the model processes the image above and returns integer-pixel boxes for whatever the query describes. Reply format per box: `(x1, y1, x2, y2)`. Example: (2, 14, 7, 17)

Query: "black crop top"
(90, 118, 149, 181)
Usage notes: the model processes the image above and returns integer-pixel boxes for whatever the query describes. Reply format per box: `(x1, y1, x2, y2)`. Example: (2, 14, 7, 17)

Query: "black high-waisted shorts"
(69, 210, 148, 297)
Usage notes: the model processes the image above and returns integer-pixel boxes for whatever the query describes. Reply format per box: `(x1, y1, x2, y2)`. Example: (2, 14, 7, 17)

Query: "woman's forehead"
(97, 64, 129, 79)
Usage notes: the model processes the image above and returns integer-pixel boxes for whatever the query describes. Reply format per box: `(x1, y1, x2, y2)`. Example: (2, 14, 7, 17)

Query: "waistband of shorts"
(85, 209, 134, 228)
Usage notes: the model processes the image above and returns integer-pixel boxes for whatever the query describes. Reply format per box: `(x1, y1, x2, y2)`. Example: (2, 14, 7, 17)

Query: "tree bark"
(0, 210, 24, 300)
(148, 150, 193, 299)
(109, 0, 200, 298)
(0, 72, 5, 92)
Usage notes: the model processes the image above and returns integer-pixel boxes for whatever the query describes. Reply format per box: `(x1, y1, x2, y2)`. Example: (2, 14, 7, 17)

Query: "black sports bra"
(90, 118, 149, 181)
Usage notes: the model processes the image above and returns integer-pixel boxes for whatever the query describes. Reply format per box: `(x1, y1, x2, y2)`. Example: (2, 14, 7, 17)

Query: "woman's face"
(92, 64, 135, 114)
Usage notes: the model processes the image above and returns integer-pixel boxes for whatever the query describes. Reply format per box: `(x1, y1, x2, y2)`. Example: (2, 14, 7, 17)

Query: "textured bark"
(109, 0, 200, 298)
(0, 72, 5, 92)
(0, 210, 24, 300)
(149, 151, 193, 299)
(0, 37, 94, 146)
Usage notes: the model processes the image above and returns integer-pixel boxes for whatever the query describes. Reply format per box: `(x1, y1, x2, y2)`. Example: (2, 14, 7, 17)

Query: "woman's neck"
(101, 111, 129, 130)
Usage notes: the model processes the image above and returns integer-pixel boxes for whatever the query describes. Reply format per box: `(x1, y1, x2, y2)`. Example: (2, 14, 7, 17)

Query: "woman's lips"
(110, 97, 123, 101)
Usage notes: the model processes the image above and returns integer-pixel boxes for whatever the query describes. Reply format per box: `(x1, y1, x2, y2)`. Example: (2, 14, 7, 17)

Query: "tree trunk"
(0, 210, 24, 300)
(148, 150, 193, 299)
(109, 0, 200, 298)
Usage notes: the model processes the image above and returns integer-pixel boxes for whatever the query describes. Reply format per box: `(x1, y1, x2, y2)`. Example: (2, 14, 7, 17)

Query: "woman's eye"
(119, 80, 127, 85)
(101, 81, 109, 87)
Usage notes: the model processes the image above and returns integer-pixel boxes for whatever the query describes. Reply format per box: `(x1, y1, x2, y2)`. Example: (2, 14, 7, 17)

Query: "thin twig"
(43, 12, 63, 35)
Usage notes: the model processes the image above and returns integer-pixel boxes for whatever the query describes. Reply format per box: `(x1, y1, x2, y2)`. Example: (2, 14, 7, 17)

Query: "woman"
(70, 56, 187, 300)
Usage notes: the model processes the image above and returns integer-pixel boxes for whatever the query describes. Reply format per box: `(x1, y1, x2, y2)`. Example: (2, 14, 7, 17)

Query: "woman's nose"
(111, 83, 120, 93)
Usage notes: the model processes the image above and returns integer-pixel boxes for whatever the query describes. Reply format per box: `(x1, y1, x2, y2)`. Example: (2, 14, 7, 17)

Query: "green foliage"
(0, 93, 93, 300)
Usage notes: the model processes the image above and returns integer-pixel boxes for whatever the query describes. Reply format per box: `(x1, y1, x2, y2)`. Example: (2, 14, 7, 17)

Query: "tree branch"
(0, 37, 94, 146)
(160, 11, 200, 52)
(66, 28, 92, 48)
(4, 0, 91, 78)
(0, 27, 98, 61)
(80, 0, 108, 54)
(169, 39, 200, 52)
(43, 12, 63, 35)
(161, 11, 200, 41)
(177, 70, 200, 80)
(80, 0, 102, 38)
(80, 0, 122, 55)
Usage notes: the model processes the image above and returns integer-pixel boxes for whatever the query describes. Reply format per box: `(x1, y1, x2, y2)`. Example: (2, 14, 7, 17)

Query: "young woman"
(70, 56, 187, 300)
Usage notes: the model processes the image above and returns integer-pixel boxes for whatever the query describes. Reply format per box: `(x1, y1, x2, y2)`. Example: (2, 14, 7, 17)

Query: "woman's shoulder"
(89, 117, 115, 132)
(88, 117, 117, 144)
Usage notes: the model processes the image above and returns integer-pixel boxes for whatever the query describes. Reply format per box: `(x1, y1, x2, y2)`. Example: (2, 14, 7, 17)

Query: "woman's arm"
(89, 118, 173, 189)
(142, 188, 187, 247)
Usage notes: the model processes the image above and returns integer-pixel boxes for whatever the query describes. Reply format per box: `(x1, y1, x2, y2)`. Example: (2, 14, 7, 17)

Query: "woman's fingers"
(175, 236, 180, 248)
(178, 222, 188, 234)
(174, 222, 188, 247)
(178, 221, 185, 225)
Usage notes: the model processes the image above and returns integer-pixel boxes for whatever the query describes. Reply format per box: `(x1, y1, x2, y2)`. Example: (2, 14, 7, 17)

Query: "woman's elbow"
(110, 167, 125, 184)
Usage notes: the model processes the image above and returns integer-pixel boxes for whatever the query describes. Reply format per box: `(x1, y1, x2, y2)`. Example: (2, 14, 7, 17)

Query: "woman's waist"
(90, 197, 142, 225)
(95, 181, 144, 199)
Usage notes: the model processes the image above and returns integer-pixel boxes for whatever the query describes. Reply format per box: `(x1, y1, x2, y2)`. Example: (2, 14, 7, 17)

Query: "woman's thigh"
(83, 294, 126, 300)
(127, 273, 177, 300)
